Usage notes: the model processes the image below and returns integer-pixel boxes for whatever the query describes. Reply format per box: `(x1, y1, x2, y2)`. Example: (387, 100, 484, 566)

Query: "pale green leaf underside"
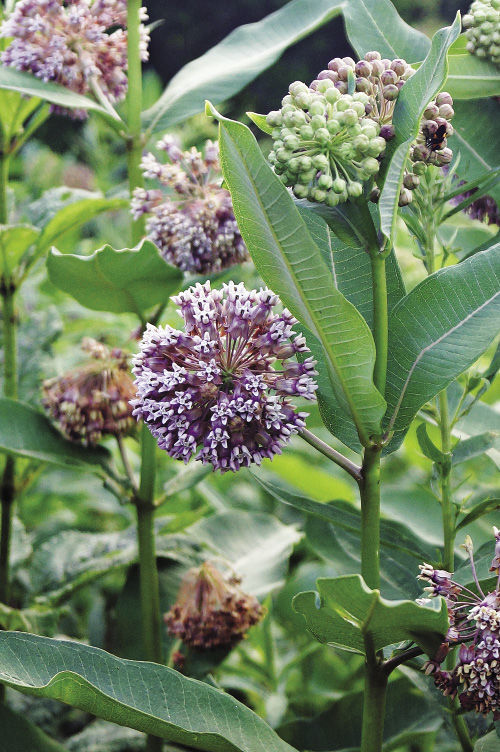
(0, 66, 107, 114)
(293, 574, 448, 655)
(0, 632, 297, 752)
(213, 108, 385, 444)
(446, 54, 500, 99)
(47, 239, 183, 315)
(142, 0, 344, 133)
(385, 246, 500, 434)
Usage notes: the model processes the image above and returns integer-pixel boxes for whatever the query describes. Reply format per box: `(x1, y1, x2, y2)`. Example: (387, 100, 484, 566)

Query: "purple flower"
(164, 561, 265, 649)
(0, 0, 149, 118)
(419, 530, 500, 719)
(42, 338, 136, 445)
(131, 138, 248, 274)
(131, 281, 317, 472)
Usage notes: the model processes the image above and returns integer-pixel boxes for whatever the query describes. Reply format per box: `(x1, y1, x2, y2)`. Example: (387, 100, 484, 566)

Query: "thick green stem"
(451, 706, 473, 752)
(370, 254, 388, 396)
(360, 660, 388, 752)
(126, 0, 145, 245)
(360, 446, 381, 591)
(438, 389, 454, 572)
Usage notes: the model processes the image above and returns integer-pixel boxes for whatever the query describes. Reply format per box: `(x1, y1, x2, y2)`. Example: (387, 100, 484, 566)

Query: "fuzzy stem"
(438, 389, 455, 571)
(360, 659, 388, 752)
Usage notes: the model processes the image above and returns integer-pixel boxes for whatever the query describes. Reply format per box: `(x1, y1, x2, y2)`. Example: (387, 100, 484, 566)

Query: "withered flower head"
(42, 337, 136, 445)
(164, 561, 265, 648)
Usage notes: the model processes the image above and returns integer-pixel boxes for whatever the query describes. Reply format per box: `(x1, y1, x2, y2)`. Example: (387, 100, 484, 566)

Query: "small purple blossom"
(131, 281, 317, 472)
(0, 0, 149, 118)
(419, 531, 500, 719)
(131, 138, 248, 274)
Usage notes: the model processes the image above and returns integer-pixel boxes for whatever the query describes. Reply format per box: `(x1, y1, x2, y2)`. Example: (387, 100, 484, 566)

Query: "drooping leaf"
(35, 195, 127, 255)
(452, 432, 498, 465)
(0, 632, 298, 752)
(342, 0, 430, 62)
(446, 53, 500, 100)
(449, 99, 500, 205)
(378, 16, 461, 241)
(0, 705, 67, 752)
(474, 731, 500, 751)
(453, 399, 500, 469)
(209, 105, 386, 447)
(189, 511, 302, 598)
(293, 574, 448, 656)
(384, 246, 500, 437)
(0, 224, 39, 276)
(47, 240, 183, 316)
(456, 498, 500, 531)
(142, 0, 344, 133)
(278, 675, 442, 751)
(0, 66, 108, 116)
(0, 398, 109, 470)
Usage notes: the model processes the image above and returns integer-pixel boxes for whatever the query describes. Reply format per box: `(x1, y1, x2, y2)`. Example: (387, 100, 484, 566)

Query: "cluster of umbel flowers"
(266, 52, 454, 208)
(42, 338, 136, 445)
(165, 561, 265, 649)
(463, 0, 500, 67)
(131, 137, 248, 275)
(418, 530, 500, 718)
(131, 281, 317, 472)
(0, 0, 150, 118)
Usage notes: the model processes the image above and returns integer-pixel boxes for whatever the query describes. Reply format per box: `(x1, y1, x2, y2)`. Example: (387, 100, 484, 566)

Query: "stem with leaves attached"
(358, 248, 388, 752)
(126, 6, 162, 750)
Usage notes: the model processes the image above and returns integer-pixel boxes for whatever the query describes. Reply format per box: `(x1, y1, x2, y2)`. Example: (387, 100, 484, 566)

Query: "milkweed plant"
(0, 1, 498, 751)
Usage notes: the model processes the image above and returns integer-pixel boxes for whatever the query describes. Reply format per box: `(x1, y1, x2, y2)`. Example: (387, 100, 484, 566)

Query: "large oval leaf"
(47, 240, 183, 316)
(142, 0, 344, 133)
(384, 245, 500, 436)
(0, 632, 297, 752)
(446, 53, 500, 99)
(209, 106, 386, 447)
(0, 398, 109, 470)
(378, 16, 461, 241)
(343, 0, 430, 62)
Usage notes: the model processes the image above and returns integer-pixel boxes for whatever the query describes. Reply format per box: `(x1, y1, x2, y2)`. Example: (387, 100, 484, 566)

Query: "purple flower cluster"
(43, 338, 136, 445)
(131, 281, 317, 473)
(0, 0, 149, 118)
(165, 561, 265, 649)
(131, 137, 248, 274)
(419, 530, 500, 718)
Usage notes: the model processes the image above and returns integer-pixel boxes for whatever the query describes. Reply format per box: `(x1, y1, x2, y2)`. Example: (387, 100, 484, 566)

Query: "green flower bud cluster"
(463, 0, 500, 66)
(311, 51, 414, 128)
(266, 80, 385, 206)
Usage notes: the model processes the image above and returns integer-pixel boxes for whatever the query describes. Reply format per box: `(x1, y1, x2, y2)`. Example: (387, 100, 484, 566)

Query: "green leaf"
(0, 224, 39, 276)
(446, 53, 500, 100)
(279, 675, 441, 751)
(142, 0, 344, 133)
(47, 239, 183, 316)
(0, 398, 109, 470)
(452, 432, 498, 465)
(453, 399, 500, 469)
(379, 16, 461, 241)
(0, 705, 67, 752)
(416, 423, 446, 465)
(384, 246, 500, 436)
(474, 731, 500, 751)
(297, 207, 406, 328)
(293, 574, 448, 655)
(0, 603, 61, 634)
(449, 99, 500, 205)
(343, 0, 430, 62)
(35, 195, 128, 255)
(456, 498, 500, 531)
(30, 524, 196, 604)
(0, 632, 297, 752)
(189, 511, 302, 598)
(210, 105, 386, 446)
(246, 112, 273, 135)
(0, 65, 108, 116)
